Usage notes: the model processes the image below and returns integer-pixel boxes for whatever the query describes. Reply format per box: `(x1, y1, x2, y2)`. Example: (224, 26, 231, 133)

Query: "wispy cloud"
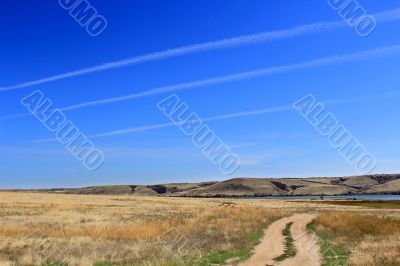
(32, 105, 293, 143)
(2, 44, 400, 123)
(0, 145, 188, 159)
(93, 105, 294, 138)
(239, 147, 309, 166)
(0, 113, 31, 122)
(31, 87, 400, 143)
(324, 89, 400, 104)
(0, 146, 69, 156)
(1, 8, 400, 93)
(228, 141, 276, 149)
(99, 146, 187, 158)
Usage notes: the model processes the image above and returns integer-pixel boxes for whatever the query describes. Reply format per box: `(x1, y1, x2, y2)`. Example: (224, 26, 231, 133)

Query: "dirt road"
(240, 214, 322, 266)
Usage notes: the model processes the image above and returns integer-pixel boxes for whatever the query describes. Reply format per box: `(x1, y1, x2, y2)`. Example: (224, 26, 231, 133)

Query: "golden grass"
(1, 193, 400, 266)
(314, 212, 400, 266)
(0, 193, 280, 265)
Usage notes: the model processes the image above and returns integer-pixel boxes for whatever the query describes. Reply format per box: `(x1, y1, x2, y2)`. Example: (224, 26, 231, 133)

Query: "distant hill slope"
(171, 174, 400, 197)
(5, 174, 400, 197)
(43, 185, 158, 196)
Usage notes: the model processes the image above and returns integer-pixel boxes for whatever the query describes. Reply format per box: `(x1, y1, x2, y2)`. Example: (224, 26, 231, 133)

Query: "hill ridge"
(3, 174, 399, 197)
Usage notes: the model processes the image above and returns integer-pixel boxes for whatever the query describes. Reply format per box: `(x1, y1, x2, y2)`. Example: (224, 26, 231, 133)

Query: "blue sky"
(1, 0, 400, 188)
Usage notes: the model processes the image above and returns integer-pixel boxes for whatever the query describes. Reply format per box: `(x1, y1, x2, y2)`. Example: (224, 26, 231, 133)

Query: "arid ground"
(0, 192, 399, 266)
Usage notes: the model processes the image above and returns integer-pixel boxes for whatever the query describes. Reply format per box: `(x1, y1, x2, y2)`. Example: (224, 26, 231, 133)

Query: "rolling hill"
(11, 174, 400, 197)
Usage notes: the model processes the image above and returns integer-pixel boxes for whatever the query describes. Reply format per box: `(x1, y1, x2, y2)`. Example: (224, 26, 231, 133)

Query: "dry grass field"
(313, 212, 400, 266)
(0, 192, 281, 266)
(0, 192, 399, 266)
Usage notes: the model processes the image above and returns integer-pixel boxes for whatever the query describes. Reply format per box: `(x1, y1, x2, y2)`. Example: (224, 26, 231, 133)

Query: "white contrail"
(324, 89, 400, 105)
(1, 8, 400, 93)
(31, 105, 294, 142)
(2, 44, 400, 123)
(91, 105, 295, 138)
(0, 113, 31, 122)
(32, 87, 400, 142)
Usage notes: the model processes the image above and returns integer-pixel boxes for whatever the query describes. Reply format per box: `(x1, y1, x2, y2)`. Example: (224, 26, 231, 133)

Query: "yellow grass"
(0, 192, 280, 265)
(1, 193, 400, 265)
(314, 212, 400, 266)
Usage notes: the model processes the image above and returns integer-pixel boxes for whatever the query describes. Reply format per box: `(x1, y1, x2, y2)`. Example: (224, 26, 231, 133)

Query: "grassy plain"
(0, 193, 399, 265)
(0, 192, 280, 266)
(313, 212, 400, 266)
(313, 200, 400, 209)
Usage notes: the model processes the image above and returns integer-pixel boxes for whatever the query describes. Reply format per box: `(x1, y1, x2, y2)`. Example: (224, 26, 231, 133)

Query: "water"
(255, 195, 400, 201)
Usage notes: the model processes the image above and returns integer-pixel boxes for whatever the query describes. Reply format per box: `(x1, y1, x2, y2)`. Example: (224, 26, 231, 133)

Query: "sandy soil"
(240, 214, 322, 266)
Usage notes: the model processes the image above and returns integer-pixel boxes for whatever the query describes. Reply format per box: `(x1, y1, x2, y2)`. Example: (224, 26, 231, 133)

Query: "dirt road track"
(240, 214, 322, 266)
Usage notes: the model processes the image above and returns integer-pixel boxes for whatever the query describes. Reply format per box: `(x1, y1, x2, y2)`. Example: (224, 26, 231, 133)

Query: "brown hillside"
(7, 174, 399, 197)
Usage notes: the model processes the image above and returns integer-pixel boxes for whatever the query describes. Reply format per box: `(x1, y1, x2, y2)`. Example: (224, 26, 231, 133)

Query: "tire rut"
(239, 214, 322, 266)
